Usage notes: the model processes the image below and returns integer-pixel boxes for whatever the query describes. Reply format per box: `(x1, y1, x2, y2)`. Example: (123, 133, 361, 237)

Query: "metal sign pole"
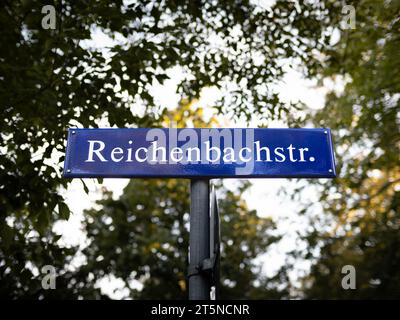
(189, 179, 210, 300)
(210, 186, 220, 300)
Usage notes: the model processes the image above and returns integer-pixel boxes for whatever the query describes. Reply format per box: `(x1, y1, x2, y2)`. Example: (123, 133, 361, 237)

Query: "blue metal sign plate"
(64, 128, 336, 178)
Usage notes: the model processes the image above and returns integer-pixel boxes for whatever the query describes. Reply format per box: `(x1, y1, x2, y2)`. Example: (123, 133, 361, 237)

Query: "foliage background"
(0, 0, 399, 299)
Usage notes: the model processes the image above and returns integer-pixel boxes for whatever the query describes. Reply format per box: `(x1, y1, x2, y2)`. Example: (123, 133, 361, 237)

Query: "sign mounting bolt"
(72, 131, 76, 134)
(324, 130, 328, 134)
(67, 169, 71, 173)
(329, 169, 333, 173)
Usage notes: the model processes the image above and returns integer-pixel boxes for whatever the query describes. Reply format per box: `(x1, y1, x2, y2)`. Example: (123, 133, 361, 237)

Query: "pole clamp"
(187, 255, 216, 279)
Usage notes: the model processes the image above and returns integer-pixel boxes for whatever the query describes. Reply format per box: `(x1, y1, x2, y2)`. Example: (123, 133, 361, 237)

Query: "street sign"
(63, 128, 336, 178)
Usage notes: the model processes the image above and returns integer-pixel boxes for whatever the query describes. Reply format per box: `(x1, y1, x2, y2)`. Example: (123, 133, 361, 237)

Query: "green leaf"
(81, 178, 89, 194)
(58, 202, 70, 220)
(0, 223, 13, 249)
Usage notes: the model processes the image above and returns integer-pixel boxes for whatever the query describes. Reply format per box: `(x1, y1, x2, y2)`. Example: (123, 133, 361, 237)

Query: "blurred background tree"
(293, 0, 400, 298)
(81, 178, 283, 299)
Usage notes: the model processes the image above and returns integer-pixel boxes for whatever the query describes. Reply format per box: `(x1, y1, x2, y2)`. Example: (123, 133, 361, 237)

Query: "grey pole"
(189, 179, 210, 300)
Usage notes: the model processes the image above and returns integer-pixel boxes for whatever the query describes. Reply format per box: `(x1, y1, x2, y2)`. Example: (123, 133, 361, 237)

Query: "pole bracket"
(187, 255, 216, 279)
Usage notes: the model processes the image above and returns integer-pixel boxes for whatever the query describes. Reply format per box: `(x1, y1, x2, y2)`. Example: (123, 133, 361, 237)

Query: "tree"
(82, 179, 283, 299)
(1, 0, 339, 297)
(294, 0, 400, 298)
